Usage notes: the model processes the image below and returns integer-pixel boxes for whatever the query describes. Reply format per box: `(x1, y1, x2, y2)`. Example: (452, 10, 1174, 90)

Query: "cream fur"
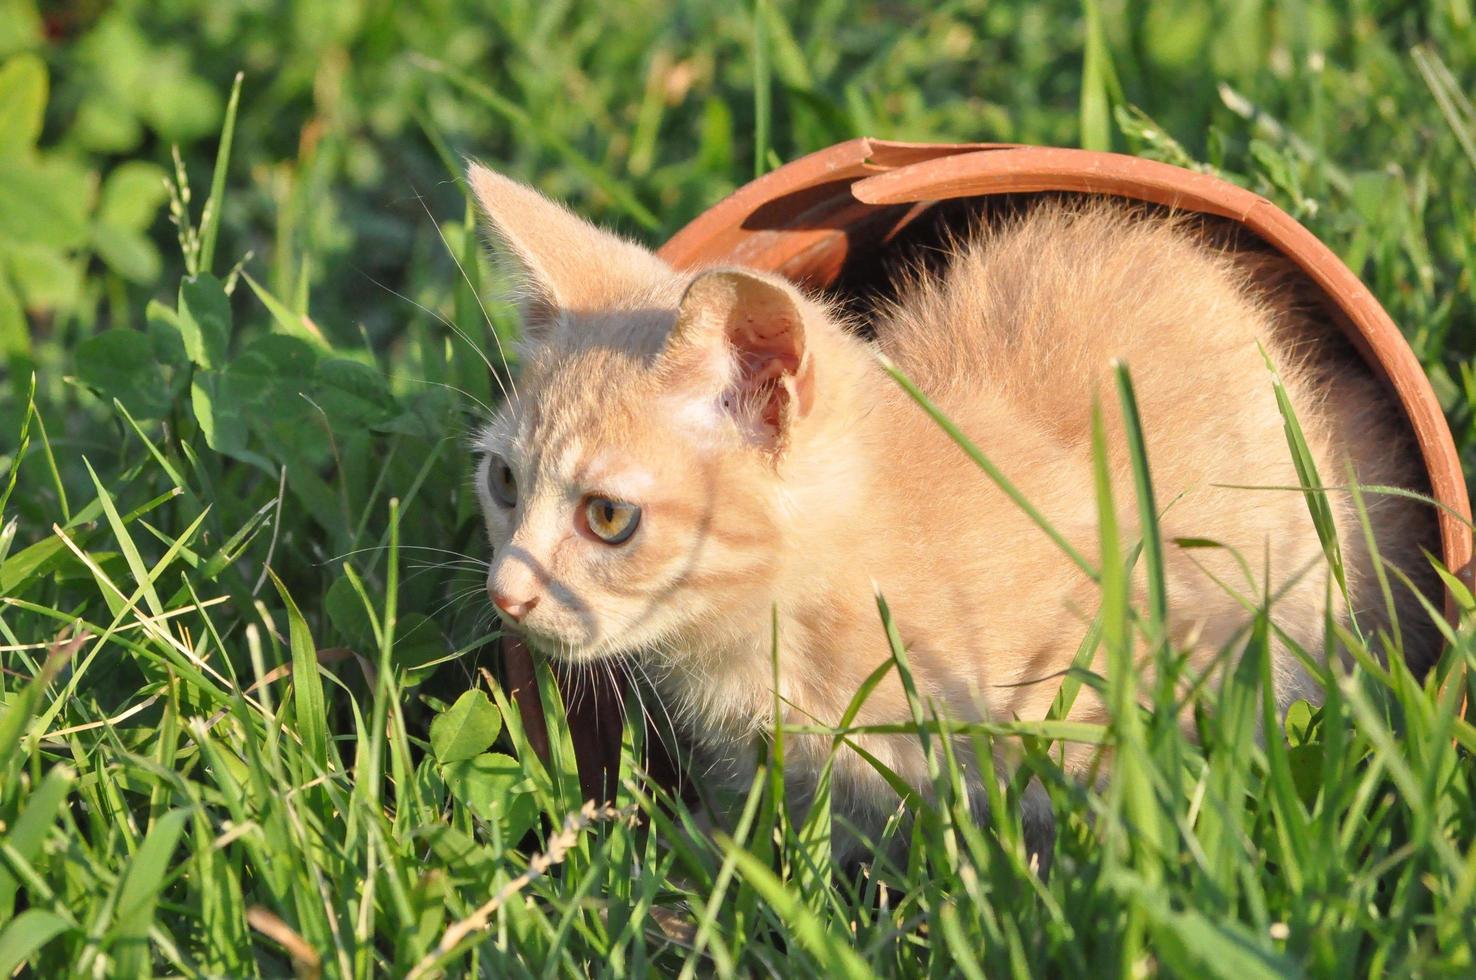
(467, 164, 1438, 852)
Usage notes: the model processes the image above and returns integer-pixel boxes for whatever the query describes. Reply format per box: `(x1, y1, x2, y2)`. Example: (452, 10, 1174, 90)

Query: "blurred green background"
(4, 0, 1473, 376)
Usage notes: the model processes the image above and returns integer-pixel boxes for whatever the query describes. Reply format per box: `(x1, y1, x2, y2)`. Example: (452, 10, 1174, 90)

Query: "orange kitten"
(467, 163, 1436, 849)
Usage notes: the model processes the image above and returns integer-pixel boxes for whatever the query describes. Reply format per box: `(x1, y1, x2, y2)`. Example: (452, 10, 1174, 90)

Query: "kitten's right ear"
(466, 162, 669, 336)
(664, 269, 816, 454)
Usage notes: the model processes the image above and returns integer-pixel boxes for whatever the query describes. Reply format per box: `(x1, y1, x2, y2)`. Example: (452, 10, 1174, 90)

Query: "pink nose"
(490, 589, 538, 623)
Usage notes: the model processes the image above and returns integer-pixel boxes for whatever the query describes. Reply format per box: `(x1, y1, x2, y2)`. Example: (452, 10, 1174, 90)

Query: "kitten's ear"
(667, 269, 815, 451)
(466, 162, 669, 334)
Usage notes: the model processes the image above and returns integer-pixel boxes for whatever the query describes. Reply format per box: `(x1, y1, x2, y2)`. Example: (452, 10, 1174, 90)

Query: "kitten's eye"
(488, 457, 517, 508)
(585, 496, 641, 545)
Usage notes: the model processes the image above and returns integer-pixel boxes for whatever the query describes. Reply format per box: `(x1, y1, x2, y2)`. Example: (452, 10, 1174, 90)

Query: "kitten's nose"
(490, 588, 539, 623)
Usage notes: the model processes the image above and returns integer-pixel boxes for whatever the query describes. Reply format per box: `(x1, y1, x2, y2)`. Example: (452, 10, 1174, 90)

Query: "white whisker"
(412, 189, 521, 406)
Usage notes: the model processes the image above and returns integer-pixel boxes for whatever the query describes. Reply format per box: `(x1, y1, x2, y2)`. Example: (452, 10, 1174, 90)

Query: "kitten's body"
(468, 165, 1436, 850)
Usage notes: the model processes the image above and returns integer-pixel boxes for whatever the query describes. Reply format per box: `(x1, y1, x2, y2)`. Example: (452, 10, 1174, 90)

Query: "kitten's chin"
(516, 629, 627, 665)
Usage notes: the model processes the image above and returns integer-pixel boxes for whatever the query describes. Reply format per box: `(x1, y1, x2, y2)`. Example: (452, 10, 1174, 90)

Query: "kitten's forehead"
(478, 347, 673, 490)
(528, 351, 646, 443)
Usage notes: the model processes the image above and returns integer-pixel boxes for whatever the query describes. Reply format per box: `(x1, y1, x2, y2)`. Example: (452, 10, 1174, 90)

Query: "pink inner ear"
(728, 310, 814, 436)
(744, 356, 793, 433)
(731, 313, 803, 374)
(670, 270, 815, 446)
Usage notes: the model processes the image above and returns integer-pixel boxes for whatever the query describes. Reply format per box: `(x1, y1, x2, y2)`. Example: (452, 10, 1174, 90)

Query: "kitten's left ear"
(467, 162, 669, 336)
(665, 269, 816, 452)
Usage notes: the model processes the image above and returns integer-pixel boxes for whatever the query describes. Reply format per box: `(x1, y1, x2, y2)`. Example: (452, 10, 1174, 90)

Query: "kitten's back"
(875, 199, 1440, 673)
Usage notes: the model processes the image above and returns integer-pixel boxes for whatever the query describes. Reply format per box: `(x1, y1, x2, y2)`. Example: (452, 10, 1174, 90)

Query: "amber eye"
(488, 457, 517, 508)
(585, 496, 641, 544)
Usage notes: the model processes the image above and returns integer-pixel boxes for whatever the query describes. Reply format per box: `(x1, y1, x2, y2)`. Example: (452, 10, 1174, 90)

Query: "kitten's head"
(468, 164, 828, 662)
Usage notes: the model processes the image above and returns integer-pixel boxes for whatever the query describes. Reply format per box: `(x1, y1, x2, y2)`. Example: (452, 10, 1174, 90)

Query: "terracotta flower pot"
(501, 139, 1474, 801)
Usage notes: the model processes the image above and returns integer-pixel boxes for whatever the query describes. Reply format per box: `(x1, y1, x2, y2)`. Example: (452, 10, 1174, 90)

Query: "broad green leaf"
(177, 272, 231, 368)
(0, 268, 31, 386)
(441, 752, 538, 842)
(430, 690, 501, 764)
(0, 1, 43, 58)
(1284, 699, 1316, 745)
(315, 357, 398, 426)
(139, 61, 221, 143)
(71, 93, 141, 153)
(1287, 743, 1325, 809)
(98, 160, 168, 230)
(146, 300, 187, 366)
(326, 574, 375, 646)
(230, 334, 318, 393)
(0, 156, 91, 250)
(190, 370, 243, 452)
(75, 329, 173, 419)
(93, 222, 161, 284)
(414, 754, 448, 813)
(4, 241, 80, 311)
(224, 335, 329, 461)
(0, 52, 45, 157)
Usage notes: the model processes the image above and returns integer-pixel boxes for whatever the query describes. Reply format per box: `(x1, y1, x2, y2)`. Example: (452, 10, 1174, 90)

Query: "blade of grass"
(1260, 345, 1351, 611)
(720, 845, 872, 980)
(82, 458, 165, 619)
(0, 911, 73, 977)
(0, 373, 34, 520)
(267, 569, 330, 775)
(753, 0, 772, 177)
(199, 72, 243, 274)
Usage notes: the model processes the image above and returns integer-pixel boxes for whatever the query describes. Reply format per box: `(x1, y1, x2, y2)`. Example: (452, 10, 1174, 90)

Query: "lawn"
(2, 0, 1476, 975)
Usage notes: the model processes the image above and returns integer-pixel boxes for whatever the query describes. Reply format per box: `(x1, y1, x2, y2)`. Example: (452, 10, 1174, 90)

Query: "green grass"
(2, 0, 1476, 975)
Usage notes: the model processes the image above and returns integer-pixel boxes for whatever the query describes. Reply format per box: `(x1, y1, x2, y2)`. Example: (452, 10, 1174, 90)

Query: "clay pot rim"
(657, 138, 1474, 599)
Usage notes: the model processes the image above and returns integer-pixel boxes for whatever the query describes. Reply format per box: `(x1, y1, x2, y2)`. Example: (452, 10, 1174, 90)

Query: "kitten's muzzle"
(487, 552, 545, 624)
(489, 586, 539, 623)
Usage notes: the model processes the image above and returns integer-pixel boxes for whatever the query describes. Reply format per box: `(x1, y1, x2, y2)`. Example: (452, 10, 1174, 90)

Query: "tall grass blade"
(199, 72, 243, 274)
(722, 845, 873, 980)
(0, 911, 72, 977)
(1260, 345, 1350, 607)
(106, 808, 190, 976)
(753, 0, 773, 177)
(268, 569, 331, 774)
